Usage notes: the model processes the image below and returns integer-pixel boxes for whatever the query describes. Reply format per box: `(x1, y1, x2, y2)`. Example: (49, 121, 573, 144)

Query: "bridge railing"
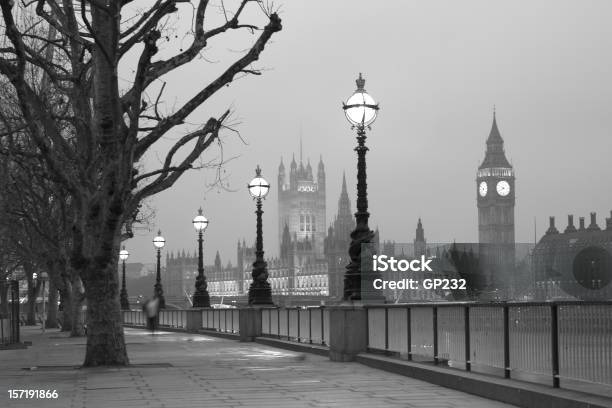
(261, 307, 329, 345)
(364, 302, 612, 395)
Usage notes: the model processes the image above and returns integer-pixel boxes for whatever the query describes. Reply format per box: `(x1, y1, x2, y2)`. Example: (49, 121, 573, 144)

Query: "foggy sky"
(124, 0, 612, 266)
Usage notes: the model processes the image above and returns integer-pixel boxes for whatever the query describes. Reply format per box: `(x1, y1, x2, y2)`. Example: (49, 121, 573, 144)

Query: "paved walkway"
(0, 326, 517, 408)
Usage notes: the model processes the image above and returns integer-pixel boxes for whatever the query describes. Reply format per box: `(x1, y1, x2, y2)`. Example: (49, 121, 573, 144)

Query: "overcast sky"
(123, 0, 612, 265)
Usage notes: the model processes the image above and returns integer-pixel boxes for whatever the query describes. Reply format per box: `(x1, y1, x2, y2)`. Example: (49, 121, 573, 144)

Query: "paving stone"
(0, 326, 517, 408)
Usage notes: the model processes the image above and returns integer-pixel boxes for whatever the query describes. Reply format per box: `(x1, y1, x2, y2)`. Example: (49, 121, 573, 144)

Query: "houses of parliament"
(165, 150, 364, 304)
(164, 114, 612, 304)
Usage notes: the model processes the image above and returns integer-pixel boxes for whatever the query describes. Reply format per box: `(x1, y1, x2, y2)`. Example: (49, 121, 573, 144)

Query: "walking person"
(144, 296, 160, 334)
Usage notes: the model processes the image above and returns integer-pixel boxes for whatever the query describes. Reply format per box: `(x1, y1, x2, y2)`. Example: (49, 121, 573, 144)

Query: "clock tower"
(476, 111, 516, 292)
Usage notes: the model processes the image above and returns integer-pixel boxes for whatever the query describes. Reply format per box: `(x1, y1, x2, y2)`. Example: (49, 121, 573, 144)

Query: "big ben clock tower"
(477, 111, 515, 292)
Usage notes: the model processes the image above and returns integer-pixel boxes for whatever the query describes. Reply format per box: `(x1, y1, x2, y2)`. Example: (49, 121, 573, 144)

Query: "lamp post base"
(193, 292, 210, 308)
(154, 283, 165, 309)
(120, 289, 130, 310)
(248, 281, 274, 305)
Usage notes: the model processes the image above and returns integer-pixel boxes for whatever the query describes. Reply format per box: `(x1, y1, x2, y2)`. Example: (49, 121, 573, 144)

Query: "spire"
(279, 157, 285, 171)
(415, 218, 425, 242)
(338, 172, 351, 220)
(282, 223, 291, 245)
(290, 153, 297, 169)
(214, 251, 221, 270)
(300, 134, 303, 164)
(318, 154, 324, 171)
(479, 109, 511, 169)
(487, 108, 503, 145)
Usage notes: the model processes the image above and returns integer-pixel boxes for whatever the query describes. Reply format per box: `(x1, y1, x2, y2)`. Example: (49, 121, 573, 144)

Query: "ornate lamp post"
(192, 208, 211, 307)
(342, 73, 380, 301)
(153, 230, 166, 309)
(247, 166, 274, 305)
(119, 246, 130, 310)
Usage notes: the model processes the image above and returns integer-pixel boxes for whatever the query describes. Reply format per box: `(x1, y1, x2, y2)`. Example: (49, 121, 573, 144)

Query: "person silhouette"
(144, 296, 160, 334)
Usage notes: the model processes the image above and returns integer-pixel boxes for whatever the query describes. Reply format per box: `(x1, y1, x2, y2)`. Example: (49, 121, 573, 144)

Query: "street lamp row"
(119, 72, 378, 308)
(118, 165, 274, 309)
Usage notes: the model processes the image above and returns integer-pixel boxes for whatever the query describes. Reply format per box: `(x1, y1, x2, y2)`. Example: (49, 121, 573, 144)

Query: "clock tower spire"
(476, 111, 516, 294)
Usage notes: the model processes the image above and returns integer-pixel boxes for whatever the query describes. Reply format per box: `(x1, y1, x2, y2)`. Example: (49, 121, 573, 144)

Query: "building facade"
(533, 212, 612, 300)
(278, 153, 326, 257)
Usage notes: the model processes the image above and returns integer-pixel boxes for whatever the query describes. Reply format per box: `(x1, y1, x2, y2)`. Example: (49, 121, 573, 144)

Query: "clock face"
(478, 181, 487, 197)
(496, 180, 510, 196)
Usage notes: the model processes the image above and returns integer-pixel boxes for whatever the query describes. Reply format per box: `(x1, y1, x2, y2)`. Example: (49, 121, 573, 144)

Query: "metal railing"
(201, 308, 239, 333)
(261, 307, 329, 345)
(120, 302, 611, 396)
(365, 301, 612, 395)
(122, 308, 239, 334)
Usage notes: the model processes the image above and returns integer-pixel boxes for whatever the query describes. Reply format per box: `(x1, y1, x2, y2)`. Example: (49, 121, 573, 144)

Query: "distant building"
(278, 151, 326, 257)
(165, 153, 354, 303)
(476, 112, 516, 291)
(533, 212, 612, 300)
(324, 173, 354, 299)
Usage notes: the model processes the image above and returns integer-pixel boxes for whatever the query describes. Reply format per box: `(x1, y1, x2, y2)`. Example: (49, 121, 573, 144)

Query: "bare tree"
(0, 0, 282, 366)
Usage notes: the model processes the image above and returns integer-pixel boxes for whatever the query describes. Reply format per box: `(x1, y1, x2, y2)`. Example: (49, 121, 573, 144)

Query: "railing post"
(551, 303, 560, 388)
(309, 308, 313, 344)
(407, 307, 412, 361)
(287, 308, 290, 340)
(297, 308, 301, 342)
(239, 307, 262, 342)
(465, 305, 471, 372)
(365, 307, 369, 349)
(321, 308, 325, 345)
(504, 305, 511, 379)
(384, 307, 389, 352)
(433, 306, 438, 365)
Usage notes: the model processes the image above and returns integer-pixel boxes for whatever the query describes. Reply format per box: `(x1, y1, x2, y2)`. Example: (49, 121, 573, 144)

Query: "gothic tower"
(476, 111, 516, 290)
(414, 218, 426, 258)
(278, 145, 326, 258)
(324, 173, 354, 298)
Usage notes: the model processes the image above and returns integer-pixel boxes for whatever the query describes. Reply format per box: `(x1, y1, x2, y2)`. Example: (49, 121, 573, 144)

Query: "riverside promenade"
(0, 326, 517, 408)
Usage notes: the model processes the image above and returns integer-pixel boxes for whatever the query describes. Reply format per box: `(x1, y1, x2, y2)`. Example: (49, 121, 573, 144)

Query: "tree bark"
(70, 277, 85, 337)
(0, 282, 8, 316)
(45, 279, 59, 328)
(82, 261, 128, 365)
(58, 283, 72, 332)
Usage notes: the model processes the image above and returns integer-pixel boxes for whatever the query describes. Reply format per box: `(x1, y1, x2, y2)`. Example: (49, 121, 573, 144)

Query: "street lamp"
(153, 230, 166, 309)
(247, 165, 273, 305)
(341, 73, 380, 301)
(119, 246, 130, 310)
(192, 208, 211, 307)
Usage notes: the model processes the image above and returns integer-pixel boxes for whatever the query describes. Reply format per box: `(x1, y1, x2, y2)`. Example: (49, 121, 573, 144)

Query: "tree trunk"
(25, 265, 40, 325)
(82, 262, 129, 366)
(0, 282, 8, 316)
(58, 286, 71, 332)
(45, 279, 59, 328)
(59, 280, 72, 332)
(70, 278, 85, 337)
